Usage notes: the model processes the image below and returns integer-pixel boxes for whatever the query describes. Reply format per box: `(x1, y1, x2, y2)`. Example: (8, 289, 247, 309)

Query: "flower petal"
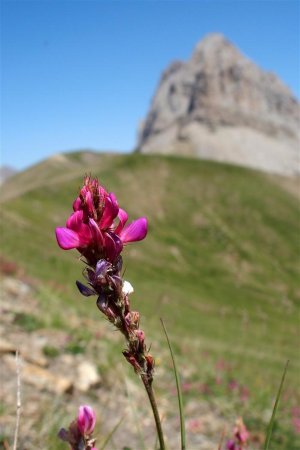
(114, 208, 128, 235)
(122, 280, 134, 295)
(104, 232, 123, 262)
(85, 190, 96, 217)
(77, 405, 96, 435)
(76, 281, 95, 297)
(89, 218, 105, 247)
(55, 227, 80, 250)
(66, 211, 92, 247)
(96, 293, 108, 314)
(99, 193, 119, 229)
(73, 196, 82, 211)
(95, 259, 111, 278)
(66, 210, 84, 231)
(57, 428, 70, 442)
(119, 217, 148, 244)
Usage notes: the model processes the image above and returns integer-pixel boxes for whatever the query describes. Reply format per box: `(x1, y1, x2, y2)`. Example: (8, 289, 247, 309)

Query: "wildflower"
(77, 405, 96, 436)
(234, 417, 249, 444)
(58, 405, 97, 450)
(56, 176, 164, 449)
(239, 385, 250, 402)
(187, 417, 202, 433)
(226, 417, 249, 450)
(292, 417, 300, 434)
(55, 176, 154, 380)
(55, 176, 147, 263)
(228, 379, 239, 391)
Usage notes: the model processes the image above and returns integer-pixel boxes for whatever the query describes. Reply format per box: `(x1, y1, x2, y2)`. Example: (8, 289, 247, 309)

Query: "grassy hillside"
(1, 151, 299, 445)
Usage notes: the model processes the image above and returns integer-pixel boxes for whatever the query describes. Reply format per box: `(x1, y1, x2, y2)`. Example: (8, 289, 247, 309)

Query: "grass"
(161, 319, 186, 450)
(42, 345, 60, 358)
(264, 360, 289, 450)
(13, 312, 45, 332)
(1, 151, 299, 447)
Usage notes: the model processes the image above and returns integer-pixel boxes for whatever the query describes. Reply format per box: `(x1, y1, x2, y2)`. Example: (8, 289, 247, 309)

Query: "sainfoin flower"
(226, 417, 249, 450)
(77, 405, 96, 436)
(55, 176, 147, 263)
(58, 404, 97, 450)
(56, 176, 154, 384)
(56, 176, 164, 448)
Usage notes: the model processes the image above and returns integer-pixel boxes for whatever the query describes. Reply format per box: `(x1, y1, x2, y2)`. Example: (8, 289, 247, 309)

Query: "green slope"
(1, 152, 299, 438)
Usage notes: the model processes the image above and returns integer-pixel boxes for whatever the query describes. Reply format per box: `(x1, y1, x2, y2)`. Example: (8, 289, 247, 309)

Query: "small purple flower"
(76, 281, 96, 297)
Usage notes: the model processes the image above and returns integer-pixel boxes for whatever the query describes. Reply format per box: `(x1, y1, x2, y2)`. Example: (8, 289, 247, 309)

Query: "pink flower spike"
(119, 217, 148, 244)
(55, 227, 80, 250)
(77, 405, 96, 436)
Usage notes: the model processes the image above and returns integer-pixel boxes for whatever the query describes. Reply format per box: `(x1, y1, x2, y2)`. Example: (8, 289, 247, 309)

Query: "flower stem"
(141, 374, 166, 450)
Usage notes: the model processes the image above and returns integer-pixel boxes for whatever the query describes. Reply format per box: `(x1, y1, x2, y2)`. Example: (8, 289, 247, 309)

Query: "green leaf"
(161, 318, 186, 450)
(264, 360, 289, 450)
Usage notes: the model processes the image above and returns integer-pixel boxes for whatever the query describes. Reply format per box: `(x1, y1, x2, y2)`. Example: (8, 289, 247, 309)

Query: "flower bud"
(130, 311, 140, 328)
(145, 354, 155, 371)
(135, 329, 145, 345)
(123, 350, 141, 373)
(77, 405, 96, 436)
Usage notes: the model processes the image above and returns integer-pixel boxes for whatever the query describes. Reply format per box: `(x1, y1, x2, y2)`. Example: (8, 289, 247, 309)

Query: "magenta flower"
(234, 419, 249, 444)
(77, 405, 96, 436)
(55, 176, 147, 262)
(226, 417, 249, 450)
(226, 439, 237, 450)
(58, 404, 97, 450)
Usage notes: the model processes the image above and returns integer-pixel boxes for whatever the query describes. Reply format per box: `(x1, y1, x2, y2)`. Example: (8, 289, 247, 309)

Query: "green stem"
(141, 374, 166, 450)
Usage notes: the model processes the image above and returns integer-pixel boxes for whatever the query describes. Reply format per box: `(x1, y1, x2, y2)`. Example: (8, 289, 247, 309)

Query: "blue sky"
(1, 0, 299, 170)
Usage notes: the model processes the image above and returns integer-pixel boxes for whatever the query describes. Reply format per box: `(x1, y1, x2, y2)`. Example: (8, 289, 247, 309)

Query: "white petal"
(122, 280, 134, 296)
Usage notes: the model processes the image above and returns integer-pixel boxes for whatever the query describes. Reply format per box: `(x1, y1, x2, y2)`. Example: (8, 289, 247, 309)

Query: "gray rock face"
(137, 33, 300, 175)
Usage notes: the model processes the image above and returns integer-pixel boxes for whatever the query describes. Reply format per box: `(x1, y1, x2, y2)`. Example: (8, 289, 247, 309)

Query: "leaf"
(161, 318, 186, 450)
(264, 360, 289, 450)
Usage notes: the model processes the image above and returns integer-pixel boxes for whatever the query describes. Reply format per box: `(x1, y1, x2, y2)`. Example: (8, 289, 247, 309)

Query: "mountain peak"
(194, 32, 233, 52)
(191, 33, 242, 65)
(137, 34, 300, 176)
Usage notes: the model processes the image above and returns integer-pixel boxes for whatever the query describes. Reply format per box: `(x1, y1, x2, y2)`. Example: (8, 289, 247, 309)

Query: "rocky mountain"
(137, 33, 300, 176)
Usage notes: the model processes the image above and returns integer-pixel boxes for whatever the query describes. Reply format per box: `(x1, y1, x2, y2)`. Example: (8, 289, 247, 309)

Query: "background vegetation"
(1, 151, 299, 448)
